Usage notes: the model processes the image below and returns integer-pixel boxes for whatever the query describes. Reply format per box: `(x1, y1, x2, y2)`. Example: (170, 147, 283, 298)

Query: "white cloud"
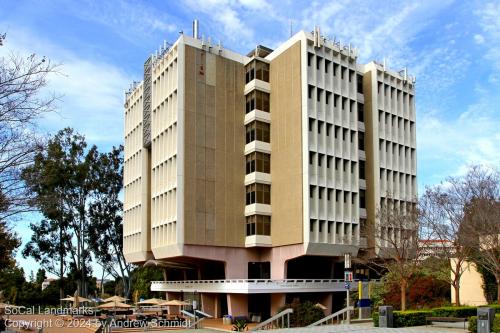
(0, 25, 131, 146)
(474, 34, 485, 44)
(418, 88, 500, 181)
(66, 0, 178, 43)
(475, 2, 500, 70)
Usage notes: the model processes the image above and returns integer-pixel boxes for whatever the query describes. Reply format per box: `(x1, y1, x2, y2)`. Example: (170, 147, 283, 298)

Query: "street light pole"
(344, 253, 351, 324)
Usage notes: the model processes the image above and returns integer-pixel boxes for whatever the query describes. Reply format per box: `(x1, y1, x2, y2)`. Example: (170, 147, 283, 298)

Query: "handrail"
(307, 306, 354, 327)
(151, 278, 378, 284)
(188, 317, 205, 329)
(251, 308, 293, 331)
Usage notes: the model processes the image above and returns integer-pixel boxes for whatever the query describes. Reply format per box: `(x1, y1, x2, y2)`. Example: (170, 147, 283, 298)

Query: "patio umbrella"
(159, 300, 190, 306)
(137, 298, 164, 305)
(314, 303, 327, 310)
(97, 301, 131, 309)
(103, 295, 129, 303)
(60, 296, 92, 303)
(73, 291, 79, 308)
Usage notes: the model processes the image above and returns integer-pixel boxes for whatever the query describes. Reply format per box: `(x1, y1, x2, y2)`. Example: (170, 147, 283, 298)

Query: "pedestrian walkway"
(165, 323, 469, 333)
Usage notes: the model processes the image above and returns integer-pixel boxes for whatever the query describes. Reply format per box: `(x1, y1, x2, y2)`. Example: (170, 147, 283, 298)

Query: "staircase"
(250, 308, 293, 331)
(307, 306, 354, 327)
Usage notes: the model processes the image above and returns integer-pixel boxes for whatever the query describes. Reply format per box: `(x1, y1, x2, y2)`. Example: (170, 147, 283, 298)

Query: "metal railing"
(151, 279, 359, 293)
(251, 308, 293, 331)
(307, 306, 354, 327)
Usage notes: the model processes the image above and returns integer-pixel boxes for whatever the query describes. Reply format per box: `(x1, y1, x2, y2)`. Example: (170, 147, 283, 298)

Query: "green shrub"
(278, 300, 325, 327)
(432, 306, 477, 318)
(372, 312, 379, 327)
(372, 310, 432, 327)
(468, 314, 500, 333)
(394, 310, 433, 327)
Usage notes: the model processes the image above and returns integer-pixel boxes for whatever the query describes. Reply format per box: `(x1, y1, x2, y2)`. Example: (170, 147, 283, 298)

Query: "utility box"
(477, 307, 495, 333)
(379, 306, 393, 328)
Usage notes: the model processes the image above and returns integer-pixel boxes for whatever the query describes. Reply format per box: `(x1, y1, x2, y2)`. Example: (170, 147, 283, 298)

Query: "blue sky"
(1, 0, 499, 277)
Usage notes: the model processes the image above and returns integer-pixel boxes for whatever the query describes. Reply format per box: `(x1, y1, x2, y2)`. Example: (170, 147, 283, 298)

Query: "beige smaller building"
(450, 258, 487, 306)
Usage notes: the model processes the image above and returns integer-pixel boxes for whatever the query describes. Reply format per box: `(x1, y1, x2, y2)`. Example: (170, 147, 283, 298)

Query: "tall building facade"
(123, 26, 417, 318)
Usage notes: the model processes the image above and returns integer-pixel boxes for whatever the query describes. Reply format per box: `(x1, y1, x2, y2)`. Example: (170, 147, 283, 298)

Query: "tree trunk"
(400, 279, 407, 311)
(497, 276, 500, 304)
(59, 221, 64, 306)
(453, 282, 460, 306)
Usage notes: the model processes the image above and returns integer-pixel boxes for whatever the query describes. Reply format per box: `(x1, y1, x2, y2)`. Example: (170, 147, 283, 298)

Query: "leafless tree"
(460, 166, 500, 303)
(370, 197, 424, 311)
(0, 34, 59, 221)
(419, 182, 476, 306)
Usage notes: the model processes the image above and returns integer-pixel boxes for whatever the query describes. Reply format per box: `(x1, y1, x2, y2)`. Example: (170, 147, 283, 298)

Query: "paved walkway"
(165, 323, 469, 333)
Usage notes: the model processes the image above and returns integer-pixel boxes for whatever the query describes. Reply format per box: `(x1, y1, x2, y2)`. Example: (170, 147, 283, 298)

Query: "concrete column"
(270, 293, 286, 315)
(201, 293, 216, 317)
(167, 292, 182, 316)
(227, 294, 248, 317)
(271, 259, 287, 280)
(319, 293, 333, 315)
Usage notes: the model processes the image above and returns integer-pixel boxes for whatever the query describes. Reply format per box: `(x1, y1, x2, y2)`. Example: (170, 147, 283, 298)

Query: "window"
(326, 91, 332, 105)
(245, 152, 270, 174)
(246, 121, 270, 144)
(309, 151, 315, 165)
(317, 88, 323, 102)
(307, 52, 314, 67)
(333, 63, 339, 77)
(245, 60, 269, 83)
(327, 156, 333, 169)
(245, 91, 270, 113)
(308, 118, 314, 132)
(357, 74, 363, 93)
(358, 132, 365, 151)
(359, 160, 365, 180)
(326, 124, 332, 136)
(316, 56, 322, 70)
(325, 59, 331, 73)
(359, 189, 366, 209)
(318, 121, 323, 134)
(246, 215, 271, 236)
(358, 103, 364, 122)
(246, 183, 271, 205)
(308, 85, 314, 99)
(245, 63, 255, 83)
(310, 185, 315, 198)
(255, 61, 269, 82)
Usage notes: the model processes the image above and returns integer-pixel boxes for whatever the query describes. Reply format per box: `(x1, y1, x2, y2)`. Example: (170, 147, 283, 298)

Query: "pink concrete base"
(201, 293, 217, 317)
(227, 294, 248, 317)
(270, 293, 286, 315)
(319, 293, 333, 315)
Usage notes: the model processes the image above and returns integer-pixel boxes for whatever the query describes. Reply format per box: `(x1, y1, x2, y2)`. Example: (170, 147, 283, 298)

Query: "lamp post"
(344, 253, 352, 324)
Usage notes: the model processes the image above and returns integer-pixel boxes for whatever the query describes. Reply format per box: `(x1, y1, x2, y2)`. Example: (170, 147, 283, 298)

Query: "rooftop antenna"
(289, 19, 293, 38)
(383, 58, 386, 71)
(193, 19, 199, 39)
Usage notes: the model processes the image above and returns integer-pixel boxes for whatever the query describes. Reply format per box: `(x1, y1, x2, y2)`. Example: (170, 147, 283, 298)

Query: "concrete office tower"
(123, 26, 417, 319)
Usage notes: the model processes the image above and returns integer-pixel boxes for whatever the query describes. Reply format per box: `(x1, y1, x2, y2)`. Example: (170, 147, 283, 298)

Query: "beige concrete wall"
(269, 40, 303, 246)
(184, 45, 246, 248)
(123, 84, 153, 263)
(362, 69, 377, 252)
(451, 259, 487, 306)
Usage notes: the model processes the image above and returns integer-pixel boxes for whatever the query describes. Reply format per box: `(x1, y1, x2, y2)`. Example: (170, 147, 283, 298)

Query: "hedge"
(372, 310, 433, 327)
(372, 305, 500, 328)
(432, 306, 477, 318)
(468, 314, 500, 333)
